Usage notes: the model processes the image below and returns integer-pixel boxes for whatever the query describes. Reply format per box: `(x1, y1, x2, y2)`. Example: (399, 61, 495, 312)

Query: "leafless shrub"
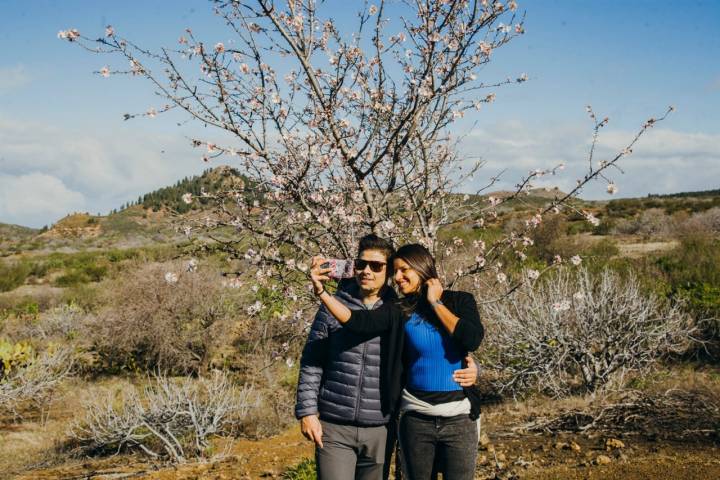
(519, 388, 720, 441)
(0, 347, 73, 419)
(68, 371, 256, 462)
(88, 262, 237, 374)
(481, 266, 696, 398)
(20, 303, 85, 342)
(611, 208, 674, 237)
(681, 207, 720, 235)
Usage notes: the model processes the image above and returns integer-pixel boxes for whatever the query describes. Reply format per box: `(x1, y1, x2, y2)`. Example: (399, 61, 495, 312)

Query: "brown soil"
(12, 425, 720, 479)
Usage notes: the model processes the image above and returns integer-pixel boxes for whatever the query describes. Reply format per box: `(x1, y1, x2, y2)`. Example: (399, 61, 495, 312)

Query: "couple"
(295, 235, 484, 479)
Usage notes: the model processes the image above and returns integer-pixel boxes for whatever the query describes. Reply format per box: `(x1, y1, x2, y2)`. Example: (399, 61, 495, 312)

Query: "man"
(295, 234, 478, 479)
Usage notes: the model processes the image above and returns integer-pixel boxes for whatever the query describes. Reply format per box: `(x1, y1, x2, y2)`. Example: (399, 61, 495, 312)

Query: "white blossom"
(552, 300, 571, 312)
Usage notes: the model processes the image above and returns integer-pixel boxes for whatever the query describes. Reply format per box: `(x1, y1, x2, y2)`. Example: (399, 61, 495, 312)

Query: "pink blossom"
(105, 25, 114, 37)
(570, 255, 582, 266)
(100, 66, 110, 78)
(606, 183, 618, 195)
(214, 42, 225, 53)
(368, 4, 378, 15)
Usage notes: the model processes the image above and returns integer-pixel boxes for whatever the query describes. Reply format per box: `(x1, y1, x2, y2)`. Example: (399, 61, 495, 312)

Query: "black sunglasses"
(354, 259, 386, 272)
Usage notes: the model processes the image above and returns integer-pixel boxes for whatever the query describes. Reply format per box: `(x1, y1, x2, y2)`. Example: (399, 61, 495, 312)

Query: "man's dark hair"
(357, 234, 394, 259)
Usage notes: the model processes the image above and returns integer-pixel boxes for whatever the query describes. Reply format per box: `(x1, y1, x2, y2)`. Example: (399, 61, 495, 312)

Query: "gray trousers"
(317, 420, 388, 480)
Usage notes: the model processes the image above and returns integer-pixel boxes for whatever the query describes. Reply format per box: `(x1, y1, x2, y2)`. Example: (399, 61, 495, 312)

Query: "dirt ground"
(9, 422, 720, 479)
(5, 375, 720, 479)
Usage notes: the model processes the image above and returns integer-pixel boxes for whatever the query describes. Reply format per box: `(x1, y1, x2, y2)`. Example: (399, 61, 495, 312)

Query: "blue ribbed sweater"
(404, 312, 464, 392)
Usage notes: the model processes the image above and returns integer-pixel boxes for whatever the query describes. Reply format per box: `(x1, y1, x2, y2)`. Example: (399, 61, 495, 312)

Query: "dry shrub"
(679, 206, 720, 235)
(68, 370, 256, 462)
(0, 346, 73, 418)
(88, 262, 236, 374)
(520, 388, 720, 441)
(481, 266, 697, 398)
(611, 208, 674, 237)
(15, 303, 85, 342)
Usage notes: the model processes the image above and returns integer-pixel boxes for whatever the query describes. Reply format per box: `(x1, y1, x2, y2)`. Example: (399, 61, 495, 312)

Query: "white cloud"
(457, 121, 720, 199)
(0, 173, 85, 227)
(0, 116, 207, 227)
(0, 65, 30, 93)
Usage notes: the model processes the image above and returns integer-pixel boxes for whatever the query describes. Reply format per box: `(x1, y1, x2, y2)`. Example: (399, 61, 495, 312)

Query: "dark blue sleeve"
(295, 305, 331, 418)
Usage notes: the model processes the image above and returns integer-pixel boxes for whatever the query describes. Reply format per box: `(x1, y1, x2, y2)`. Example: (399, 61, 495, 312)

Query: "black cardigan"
(344, 290, 484, 419)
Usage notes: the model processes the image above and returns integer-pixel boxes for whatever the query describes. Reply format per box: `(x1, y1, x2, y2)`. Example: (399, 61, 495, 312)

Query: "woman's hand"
(425, 278, 444, 304)
(310, 256, 332, 295)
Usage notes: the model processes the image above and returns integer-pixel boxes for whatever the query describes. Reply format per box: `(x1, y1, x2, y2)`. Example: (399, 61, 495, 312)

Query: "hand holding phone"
(321, 259, 354, 279)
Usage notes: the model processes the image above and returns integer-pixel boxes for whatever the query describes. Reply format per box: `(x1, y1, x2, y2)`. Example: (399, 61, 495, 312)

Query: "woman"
(311, 244, 483, 480)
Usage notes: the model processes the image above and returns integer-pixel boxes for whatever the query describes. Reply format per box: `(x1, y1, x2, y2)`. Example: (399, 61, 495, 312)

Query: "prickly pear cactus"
(0, 339, 34, 377)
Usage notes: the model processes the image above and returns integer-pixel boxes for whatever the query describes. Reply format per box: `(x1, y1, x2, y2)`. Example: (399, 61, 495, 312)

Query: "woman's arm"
(310, 256, 395, 333)
(426, 278, 460, 334)
(426, 279, 484, 351)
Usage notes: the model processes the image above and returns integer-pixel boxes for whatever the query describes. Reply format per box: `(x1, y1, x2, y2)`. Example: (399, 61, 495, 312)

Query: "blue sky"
(1, 0, 719, 227)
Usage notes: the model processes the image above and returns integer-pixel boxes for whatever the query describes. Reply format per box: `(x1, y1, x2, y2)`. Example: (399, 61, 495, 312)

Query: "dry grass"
(0, 377, 136, 476)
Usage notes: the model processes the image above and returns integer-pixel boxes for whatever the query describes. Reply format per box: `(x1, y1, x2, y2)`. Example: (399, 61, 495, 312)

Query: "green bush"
(283, 458, 317, 480)
(0, 261, 31, 292)
(656, 234, 720, 357)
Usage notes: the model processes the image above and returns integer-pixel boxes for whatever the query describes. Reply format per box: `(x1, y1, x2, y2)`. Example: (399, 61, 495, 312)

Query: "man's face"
(354, 249, 388, 294)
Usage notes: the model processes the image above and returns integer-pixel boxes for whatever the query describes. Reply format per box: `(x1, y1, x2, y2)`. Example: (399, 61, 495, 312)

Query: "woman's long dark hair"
(392, 243, 439, 318)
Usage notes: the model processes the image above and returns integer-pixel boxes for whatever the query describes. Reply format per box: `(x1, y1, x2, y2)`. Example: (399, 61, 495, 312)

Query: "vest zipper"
(354, 339, 369, 422)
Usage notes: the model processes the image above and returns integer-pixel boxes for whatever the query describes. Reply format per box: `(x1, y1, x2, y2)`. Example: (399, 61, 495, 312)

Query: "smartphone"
(321, 259, 354, 279)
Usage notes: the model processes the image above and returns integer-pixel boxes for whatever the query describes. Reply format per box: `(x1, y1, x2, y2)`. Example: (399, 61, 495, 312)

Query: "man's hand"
(300, 415, 324, 448)
(453, 354, 479, 387)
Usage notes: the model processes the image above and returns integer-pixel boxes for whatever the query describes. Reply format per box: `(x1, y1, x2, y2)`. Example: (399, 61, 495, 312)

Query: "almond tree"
(60, 0, 670, 296)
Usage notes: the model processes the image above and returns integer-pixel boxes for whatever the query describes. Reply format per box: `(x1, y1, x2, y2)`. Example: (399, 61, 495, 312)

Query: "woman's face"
(393, 257, 422, 295)
(354, 249, 388, 294)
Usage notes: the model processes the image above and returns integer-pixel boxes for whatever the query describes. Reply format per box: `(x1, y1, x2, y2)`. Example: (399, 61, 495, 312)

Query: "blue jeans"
(397, 411, 477, 480)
